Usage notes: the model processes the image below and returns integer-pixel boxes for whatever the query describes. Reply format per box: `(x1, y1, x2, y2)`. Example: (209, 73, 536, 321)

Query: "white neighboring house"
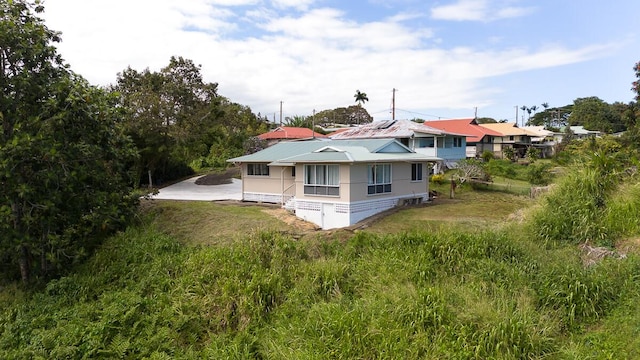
(567, 126, 602, 139)
(228, 138, 440, 229)
(329, 119, 468, 172)
(521, 126, 559, 158)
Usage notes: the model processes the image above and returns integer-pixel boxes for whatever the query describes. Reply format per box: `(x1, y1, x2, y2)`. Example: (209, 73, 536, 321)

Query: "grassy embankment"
(1, 164, 640, 359)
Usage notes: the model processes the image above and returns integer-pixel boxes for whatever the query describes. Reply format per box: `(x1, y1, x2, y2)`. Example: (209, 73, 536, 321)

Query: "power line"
(394, 108, 460, 120)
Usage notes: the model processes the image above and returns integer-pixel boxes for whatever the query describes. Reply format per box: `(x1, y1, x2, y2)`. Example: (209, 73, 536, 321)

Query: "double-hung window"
(411, 163, 423, 181)
(368, 164, 392, 194)
(247, 163, 269, 176)
(304, 164, 339, 196)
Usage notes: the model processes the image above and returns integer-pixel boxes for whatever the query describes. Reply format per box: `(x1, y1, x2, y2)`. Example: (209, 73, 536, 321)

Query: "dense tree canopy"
(315, 105, 373, 126)
(633, 61, 640, 101)
(476, 117, 498, 124)
(528, 105, 572, 129)
(569, 96, 624, 133)
(111, 57, 267, 185)
(0, 0, 138, 282)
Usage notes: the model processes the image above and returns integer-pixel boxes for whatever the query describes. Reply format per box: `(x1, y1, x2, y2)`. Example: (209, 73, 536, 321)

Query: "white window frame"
(411, 163, 423, 182)
(247, 163, 269, 176)
(367, 163, 392, 195)
(304, 164, 340, 196)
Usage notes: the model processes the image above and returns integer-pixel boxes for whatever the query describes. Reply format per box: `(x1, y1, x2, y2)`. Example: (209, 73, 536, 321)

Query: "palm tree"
(528, 105, 538, 125)
(520, 106, 528, 126)
(541, 102, 550, 128)
(354, 90, 369, 107)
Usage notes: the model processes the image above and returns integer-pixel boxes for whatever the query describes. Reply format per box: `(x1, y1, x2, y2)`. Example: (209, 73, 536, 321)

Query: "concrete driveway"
(151, 176, 242, 201)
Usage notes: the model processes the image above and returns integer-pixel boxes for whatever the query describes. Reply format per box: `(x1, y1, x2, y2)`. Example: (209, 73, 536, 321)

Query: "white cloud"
(271, 0, 316, 11)
(431, 0, 534, 22)
(41, 0, 614, 120)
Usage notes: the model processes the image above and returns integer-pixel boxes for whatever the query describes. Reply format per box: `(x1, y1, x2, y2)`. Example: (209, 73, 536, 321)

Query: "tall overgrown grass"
(529, 152, 639, 247)
(2, 148, 640, 358)
(1, 221, 639, 358)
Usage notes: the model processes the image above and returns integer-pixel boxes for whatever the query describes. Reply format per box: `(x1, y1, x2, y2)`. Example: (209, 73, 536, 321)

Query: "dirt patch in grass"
(262, 208, 320, 233)
(616, 237, 640, 256)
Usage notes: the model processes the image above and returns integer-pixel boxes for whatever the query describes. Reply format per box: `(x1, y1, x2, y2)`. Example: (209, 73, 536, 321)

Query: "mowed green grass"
(143, 200, 293, 246)
(366, 187, 533, 235)
(145, 185, 535, 246)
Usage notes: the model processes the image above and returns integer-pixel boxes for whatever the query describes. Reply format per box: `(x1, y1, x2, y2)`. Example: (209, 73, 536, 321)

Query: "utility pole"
(515, 106, 518, 126)
(392, 88, 397, 120)
(279, 101, 283, 127)
(312, 109, 316, 139)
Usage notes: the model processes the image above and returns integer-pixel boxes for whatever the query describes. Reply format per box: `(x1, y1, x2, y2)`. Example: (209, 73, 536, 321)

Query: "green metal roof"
(228, 139, 441, 165)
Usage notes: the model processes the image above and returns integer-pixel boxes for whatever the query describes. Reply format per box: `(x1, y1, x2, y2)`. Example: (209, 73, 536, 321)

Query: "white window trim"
(411, 163, 423, 182)
(367, 163, 392, 195)
(304, 164, 340, 197)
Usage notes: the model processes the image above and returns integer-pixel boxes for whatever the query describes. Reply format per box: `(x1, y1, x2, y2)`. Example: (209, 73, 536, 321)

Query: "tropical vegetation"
(3, 1, 640, 358)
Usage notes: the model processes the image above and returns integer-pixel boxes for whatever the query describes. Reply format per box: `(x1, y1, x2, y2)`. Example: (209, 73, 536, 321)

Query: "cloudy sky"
(41, 0, 639, 123)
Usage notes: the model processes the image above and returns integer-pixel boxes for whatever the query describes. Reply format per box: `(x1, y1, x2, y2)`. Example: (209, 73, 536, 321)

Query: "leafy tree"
(526, 146, 540, 163)
(476, 117, 497, 124)
(526, 162, 553, 185)
(285, 115, 311, 128)
(569, 97, 623, 133)
(633, 61, 640, 101)
(315, 106, 372, 126)
(112, 58, 266, 185)
(502, 147, 515, 162)
(354, 90, 369, 107)
(0, 0, 138, 283)
(612, 101, 638, 130)
(481, 150, 494, 162)
(529, 105, 572, 129)
(520, 105, 528, 125)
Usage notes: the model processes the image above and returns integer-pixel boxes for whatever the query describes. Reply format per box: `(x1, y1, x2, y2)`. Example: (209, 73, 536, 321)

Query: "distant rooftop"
(329, 119, 461, 140)
(258, 126, 327, 141)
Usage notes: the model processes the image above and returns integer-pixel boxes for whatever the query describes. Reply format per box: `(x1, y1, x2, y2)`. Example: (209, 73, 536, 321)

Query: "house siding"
(241, 164, 295, 204)
(294, 162, 428, 229)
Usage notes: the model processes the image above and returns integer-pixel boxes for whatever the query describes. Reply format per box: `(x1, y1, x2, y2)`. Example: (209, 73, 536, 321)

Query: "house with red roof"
(258, 126, 327, 146)
(423, 118, 503, 158)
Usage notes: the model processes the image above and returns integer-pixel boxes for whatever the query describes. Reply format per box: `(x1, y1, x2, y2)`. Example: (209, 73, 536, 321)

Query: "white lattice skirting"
(295, 193, 429, 229)
(243, 192, 293, 204)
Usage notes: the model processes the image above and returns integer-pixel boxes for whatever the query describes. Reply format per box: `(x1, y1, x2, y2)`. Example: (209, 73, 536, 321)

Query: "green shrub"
(527, 162, 553, 185)
(485, 159, 517, 179)
(529, 154, 622, 246)
(503, 147, 515, 161)
(527, 147, 541, 162)
(481, 150, 494, 162)
(605, 181, 640, 238)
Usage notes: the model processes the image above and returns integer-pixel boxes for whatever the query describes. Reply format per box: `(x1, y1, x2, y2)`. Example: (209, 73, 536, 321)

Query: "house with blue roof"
(228, 138, 440, 229)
